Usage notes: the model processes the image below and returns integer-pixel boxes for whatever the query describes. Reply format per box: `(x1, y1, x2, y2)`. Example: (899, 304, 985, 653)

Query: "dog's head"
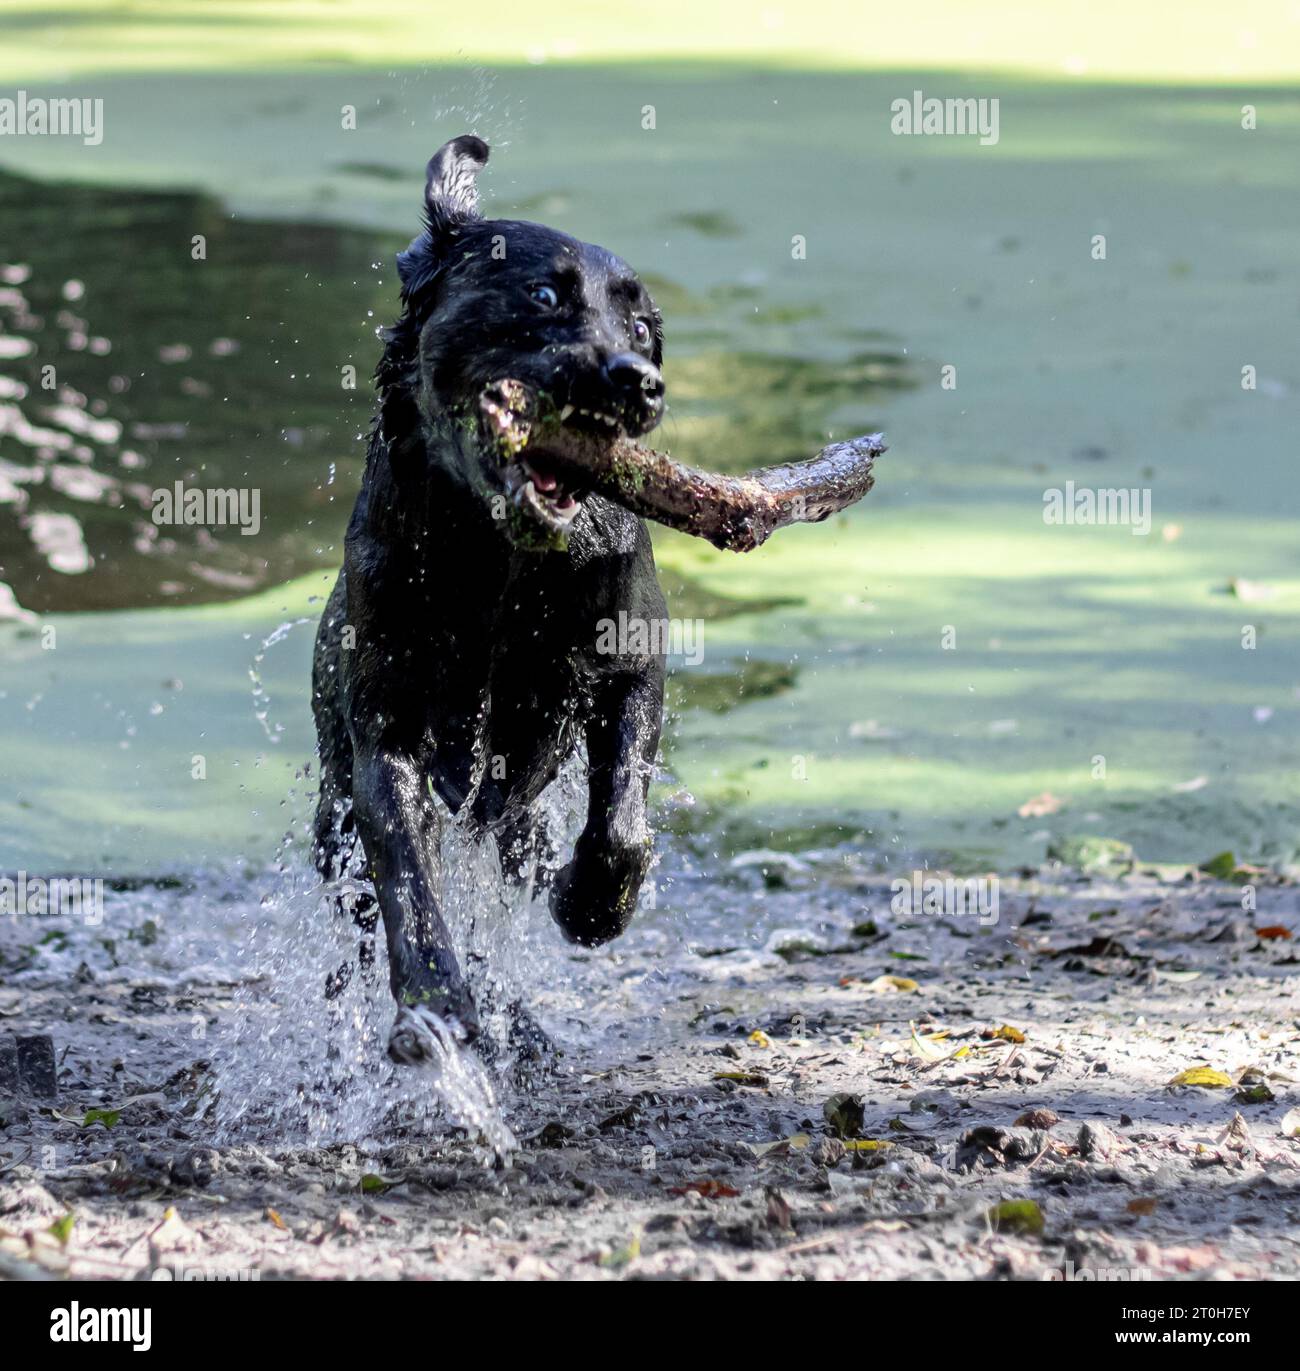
(381, 135, 665, 549)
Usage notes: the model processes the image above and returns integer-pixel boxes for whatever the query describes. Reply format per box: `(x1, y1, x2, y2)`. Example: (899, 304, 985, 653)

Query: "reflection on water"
(0, 165, 910, 616)
(0, 167, 396, 613)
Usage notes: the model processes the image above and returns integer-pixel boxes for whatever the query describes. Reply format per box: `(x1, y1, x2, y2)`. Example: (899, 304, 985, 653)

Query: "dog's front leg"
(551, 669, 664, 945)
(350, 748, 478, 1052)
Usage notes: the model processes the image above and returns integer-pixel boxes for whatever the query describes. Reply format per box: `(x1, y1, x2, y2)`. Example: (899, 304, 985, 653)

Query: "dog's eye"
(528, 284, 559, 309)
(632, 317, 652, 347)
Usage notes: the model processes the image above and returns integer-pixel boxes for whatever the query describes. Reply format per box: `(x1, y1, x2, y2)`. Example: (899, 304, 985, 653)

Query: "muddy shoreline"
(2, 860, 1298, 1282)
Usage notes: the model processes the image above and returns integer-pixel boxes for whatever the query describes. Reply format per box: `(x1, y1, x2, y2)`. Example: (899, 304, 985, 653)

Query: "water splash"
(248, 617, 312, 742)
(207, 759, 588, 1155)
(385, 1004, 515, 1156)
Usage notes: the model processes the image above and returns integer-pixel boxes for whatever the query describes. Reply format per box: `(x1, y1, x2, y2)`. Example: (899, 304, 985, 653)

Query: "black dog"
(312, 135, 669, 1060)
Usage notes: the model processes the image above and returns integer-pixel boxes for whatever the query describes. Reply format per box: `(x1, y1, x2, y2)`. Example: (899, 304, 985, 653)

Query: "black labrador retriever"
(312, 135, 668, 1061)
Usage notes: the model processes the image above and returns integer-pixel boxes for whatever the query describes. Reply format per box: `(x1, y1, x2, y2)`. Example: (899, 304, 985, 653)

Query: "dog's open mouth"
(479, 378, 886, 553)
(484, 393, 630, 538)
(502, 449, 585, 531)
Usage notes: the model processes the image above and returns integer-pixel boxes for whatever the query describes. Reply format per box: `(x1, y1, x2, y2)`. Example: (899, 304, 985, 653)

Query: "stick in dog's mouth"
(480, 382, 594, 535)
(479, 378, 887, 553)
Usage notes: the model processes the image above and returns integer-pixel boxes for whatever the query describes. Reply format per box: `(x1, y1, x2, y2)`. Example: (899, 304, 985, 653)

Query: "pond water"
(2, 65, 1297, 886)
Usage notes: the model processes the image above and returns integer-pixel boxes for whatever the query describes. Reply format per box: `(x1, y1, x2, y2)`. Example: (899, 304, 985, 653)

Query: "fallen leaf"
(669, 1179, 739, 1199)
(982, 1024, 1026, 1044)
(1127, 1197, 1158, 1216)
(988, 1199, 1044, 1235)
(1047, 835, 1135, 872)
(843, 1140, 891, 1152)
(148, 1207, 197, 1261)
(1256, 925, 1292, 940)
(1234, 1084, 1275, 1105)
(360, 1173, 398, 1194)
(52, 1093, 166, 1129)
(713, 1071, 769, 1087)
(862, 974, 918, 994)
(1217, 1112, 1256, 1156)
(813, 1137, 848, 1168)
(823, 1092, 865, 1139)
(48, 1213, 75, 1246)
(1200, 851, 1239, 880)
(910, 1021, 952, 1062)
(765, 1188, 792, 1230)
(1018, 791, 1065, 818)
(747, 1029, 772, 1048)
(1227, 577, 1277, 602)
(1014, 1108, 1060, 1130)
(744, 1133, 811, 1159)
(265, 1208, 287, 1230)
(599, 1230, 642, 1267)
(1168, 1066, 1234, 1089)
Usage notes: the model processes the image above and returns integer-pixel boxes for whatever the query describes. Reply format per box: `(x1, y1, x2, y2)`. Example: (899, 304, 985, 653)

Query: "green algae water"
(1, 66, 1297, 875)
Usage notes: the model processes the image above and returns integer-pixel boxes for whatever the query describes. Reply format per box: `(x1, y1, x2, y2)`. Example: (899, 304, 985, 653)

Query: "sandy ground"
(2, 859, 1299, 1282)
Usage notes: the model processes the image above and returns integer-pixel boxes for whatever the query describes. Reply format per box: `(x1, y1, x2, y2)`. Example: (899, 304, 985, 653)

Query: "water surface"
(2, 66, 1297, 878)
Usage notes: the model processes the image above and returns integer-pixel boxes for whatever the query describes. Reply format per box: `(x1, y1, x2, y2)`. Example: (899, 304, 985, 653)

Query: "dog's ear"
(424, 134, 489, 237)
(397, 135, 489, 294)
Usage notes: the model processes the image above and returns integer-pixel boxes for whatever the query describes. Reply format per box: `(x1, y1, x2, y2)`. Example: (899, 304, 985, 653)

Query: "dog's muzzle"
(481, 358, 664, 542)
(601, 351, 665, 433)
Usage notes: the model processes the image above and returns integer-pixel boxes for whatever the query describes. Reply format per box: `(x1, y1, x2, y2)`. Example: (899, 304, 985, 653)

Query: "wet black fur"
(311, 136, 668, 1046)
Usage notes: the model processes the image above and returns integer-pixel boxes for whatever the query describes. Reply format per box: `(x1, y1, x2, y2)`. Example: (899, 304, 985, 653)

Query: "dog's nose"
(602, 352, 664, 401)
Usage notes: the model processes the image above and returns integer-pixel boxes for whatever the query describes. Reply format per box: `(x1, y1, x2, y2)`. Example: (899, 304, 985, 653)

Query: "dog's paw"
(386, 1003, 474, 1067)
(549, 849, 643, 947)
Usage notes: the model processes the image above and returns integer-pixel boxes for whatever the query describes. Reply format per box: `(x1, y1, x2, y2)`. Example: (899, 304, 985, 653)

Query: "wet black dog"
(312, 135, 668, 1061)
